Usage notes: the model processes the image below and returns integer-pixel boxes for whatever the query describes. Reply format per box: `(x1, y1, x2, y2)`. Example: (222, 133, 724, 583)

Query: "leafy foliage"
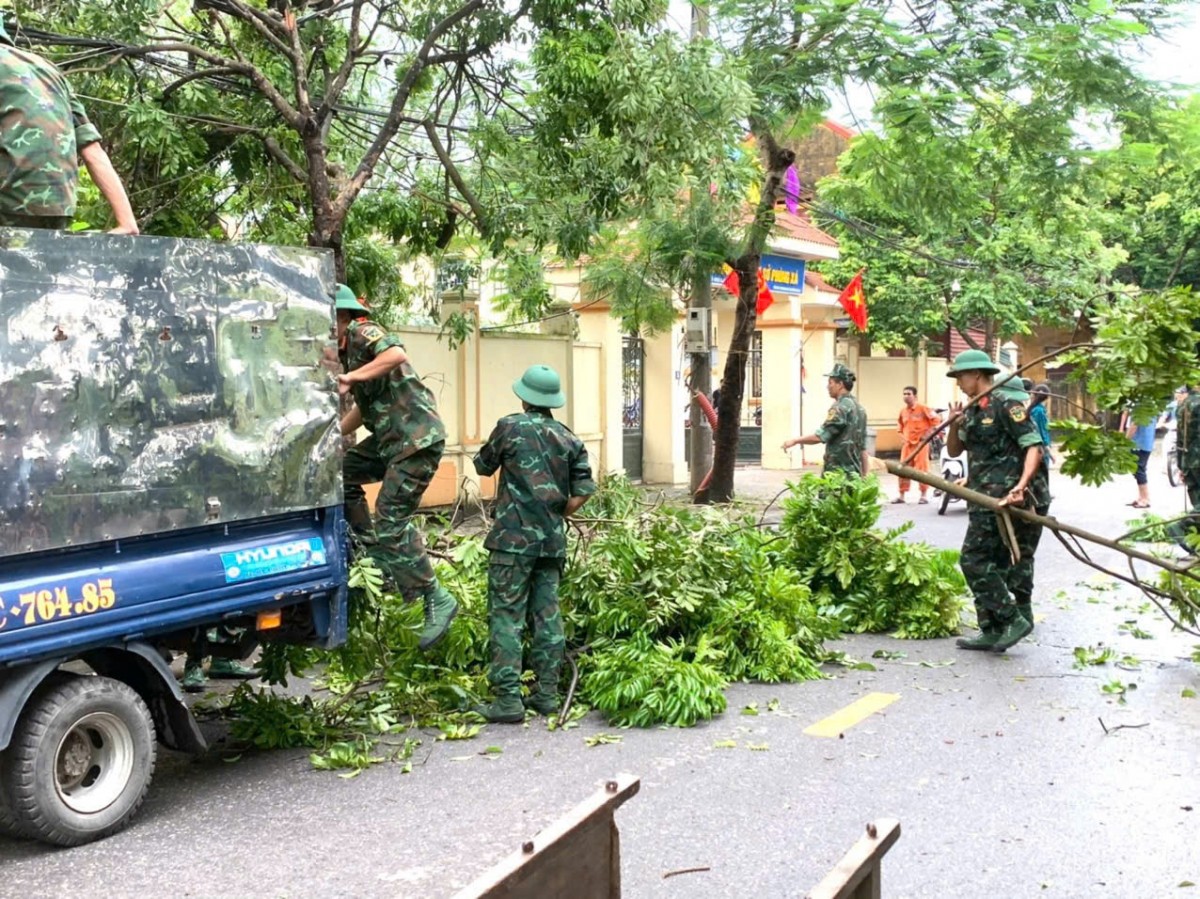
(222, 475, 964, 768)
(1065, 286, 1200, 413)
(777, 474, 967, 639)
(817, 106, 1123, 352)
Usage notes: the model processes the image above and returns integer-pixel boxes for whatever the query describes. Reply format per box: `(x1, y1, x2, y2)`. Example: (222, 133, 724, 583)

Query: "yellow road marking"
(804, 692, 900, 738)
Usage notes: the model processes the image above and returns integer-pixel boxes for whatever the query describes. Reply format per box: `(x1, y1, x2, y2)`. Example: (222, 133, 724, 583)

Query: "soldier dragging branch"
(944, 350, 1050, 653)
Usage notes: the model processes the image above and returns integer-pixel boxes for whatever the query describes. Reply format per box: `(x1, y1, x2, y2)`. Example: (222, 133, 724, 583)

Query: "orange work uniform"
(898, 403, 941, 494)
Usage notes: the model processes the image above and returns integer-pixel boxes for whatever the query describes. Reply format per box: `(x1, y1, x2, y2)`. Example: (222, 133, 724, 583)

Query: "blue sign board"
(710, 254, 806, 295)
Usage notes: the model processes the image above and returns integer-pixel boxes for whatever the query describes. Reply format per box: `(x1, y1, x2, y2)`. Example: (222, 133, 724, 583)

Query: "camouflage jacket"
(0, 45, 102, 217)
(816, 394, 867, 478)
(1177, 390, 1200, 471)
(473, 411, 596, 558)
(339, 318, 446, 460)
(959, 385, 1049, 510)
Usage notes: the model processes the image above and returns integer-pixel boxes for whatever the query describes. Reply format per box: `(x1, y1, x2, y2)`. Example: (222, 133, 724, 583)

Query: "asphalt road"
(2, 459, 1198, 898)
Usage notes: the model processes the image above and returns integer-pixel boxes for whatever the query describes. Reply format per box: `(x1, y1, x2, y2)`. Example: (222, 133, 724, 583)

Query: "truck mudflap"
(0, 642, 205, 754)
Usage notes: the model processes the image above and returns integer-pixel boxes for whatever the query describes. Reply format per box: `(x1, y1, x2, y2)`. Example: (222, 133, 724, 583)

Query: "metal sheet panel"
(0, 229, 341, 556)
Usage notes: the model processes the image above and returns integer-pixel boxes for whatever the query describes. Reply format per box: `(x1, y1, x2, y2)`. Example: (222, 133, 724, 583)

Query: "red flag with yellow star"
(837, 270, 868, 330)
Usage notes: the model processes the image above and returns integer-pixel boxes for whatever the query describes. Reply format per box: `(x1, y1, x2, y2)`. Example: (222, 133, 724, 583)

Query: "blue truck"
(0, 230, 349, 846)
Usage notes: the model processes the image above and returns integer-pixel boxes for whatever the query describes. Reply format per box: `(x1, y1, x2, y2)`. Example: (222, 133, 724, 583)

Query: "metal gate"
(737, 330, 763, 465)
(621, 336, 644, 481)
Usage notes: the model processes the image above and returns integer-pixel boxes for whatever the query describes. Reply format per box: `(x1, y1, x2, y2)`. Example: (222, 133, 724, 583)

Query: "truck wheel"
(2, 675, 156, 847)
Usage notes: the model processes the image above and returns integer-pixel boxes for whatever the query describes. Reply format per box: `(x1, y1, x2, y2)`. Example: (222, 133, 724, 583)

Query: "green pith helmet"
(824, 362, 855, 384)
(334, 283, 369, 315)
(946, 349, 1000, 376)
(513, 364, 565, 409)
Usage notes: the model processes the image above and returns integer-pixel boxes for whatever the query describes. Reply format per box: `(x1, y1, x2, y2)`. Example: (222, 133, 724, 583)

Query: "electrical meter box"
(685, 307, 710, 353)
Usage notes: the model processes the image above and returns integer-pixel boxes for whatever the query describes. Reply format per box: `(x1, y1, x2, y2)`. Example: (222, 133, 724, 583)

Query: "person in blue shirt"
(1028, 383, 1053, 474)
(1122, 406, 1158, 508)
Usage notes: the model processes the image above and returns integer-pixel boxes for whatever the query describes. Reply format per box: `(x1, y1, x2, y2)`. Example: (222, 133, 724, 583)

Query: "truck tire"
(2, 675, 156, 847)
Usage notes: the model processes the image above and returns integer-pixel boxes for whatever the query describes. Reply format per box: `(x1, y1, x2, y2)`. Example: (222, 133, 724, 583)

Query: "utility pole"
(688, 1, 713, 498)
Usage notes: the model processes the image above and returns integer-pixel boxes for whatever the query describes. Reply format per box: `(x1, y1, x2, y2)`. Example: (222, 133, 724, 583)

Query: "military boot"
(523, 690, 561, 716)
(990, 613, 1033, 653)
(957, 610, 999, 651)
(418, 583, 459, 651)
(956, 630, 1001, 651)
(181, 663, 207, 693)
(472, 694, 525, 724)
(208, 658, 260, 680)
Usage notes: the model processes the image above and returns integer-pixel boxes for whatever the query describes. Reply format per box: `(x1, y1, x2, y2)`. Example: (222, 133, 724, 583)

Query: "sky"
(664, 1, 1200, 130)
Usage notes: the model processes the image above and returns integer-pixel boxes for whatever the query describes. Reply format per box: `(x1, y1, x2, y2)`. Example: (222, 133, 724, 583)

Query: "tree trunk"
(707, 254, 759, 502)
(301, 121, 347, 279)
(705, 131, 796, 504)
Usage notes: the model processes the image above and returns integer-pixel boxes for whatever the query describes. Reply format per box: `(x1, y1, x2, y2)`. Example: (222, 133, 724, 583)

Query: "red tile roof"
(821, 119, 855, 140)
(804, 270, 838, 293)
(772, 209, 840, 248)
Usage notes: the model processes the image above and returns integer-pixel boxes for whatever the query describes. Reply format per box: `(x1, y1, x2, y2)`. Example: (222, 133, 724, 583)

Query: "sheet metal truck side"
(0, 230, 348, 846)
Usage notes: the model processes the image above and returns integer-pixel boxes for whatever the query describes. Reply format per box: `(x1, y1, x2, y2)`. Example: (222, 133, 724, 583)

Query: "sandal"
(1129, 501, 1151, 509)
(891, 497, 905, 504)
(918, 497, 929, 505)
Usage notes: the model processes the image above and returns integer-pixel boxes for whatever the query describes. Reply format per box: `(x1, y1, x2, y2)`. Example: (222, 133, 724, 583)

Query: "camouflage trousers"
(961, 503, 1049, 629)
(1185, 469, 1200, 511)
(343, 437, 443, 600)
(486, 552, 565, 699)
(1167, 469, 1200, 550)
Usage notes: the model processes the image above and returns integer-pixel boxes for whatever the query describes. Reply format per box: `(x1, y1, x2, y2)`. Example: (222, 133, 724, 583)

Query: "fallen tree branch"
(663, 866, 712, 879)
(1098, 717, 1150, 735)
(883, 460, 1200, 636)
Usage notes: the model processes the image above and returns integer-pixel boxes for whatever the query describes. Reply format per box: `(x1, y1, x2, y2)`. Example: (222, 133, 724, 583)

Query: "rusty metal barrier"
(806, 819, 902, 899)
(455, 774, 640, 899)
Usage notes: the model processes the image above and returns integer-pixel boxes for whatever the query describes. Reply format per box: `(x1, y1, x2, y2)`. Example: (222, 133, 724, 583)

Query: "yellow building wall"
(359, 320, 604, 510)
(857, 355, 957, 452)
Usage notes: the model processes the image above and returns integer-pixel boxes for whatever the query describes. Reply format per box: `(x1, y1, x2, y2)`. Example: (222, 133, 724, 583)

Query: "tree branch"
(205, 0, 295, 59)
(422, 120, 486, 234)
(161, 65, 240, 101)
(337, 0, 488, 220)
(320, 0, 366, 121)
(127, 35, 304, 129)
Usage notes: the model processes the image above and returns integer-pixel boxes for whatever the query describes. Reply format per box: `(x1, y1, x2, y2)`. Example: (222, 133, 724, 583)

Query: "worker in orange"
(894, 385, 941, 504)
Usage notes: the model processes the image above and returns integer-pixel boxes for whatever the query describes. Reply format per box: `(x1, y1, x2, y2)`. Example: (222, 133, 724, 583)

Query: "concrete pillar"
(575, 308, 624, 476)
(799, 325, 839, 469)
(642, 323, 688, 485)
(760, 316, 805, 470)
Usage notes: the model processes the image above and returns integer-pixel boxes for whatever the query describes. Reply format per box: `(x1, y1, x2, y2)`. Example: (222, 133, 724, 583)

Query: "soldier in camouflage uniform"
(335, 285, 458, 650)
(470, 365, 596, 723)
(1169, 386, 1200, 551)
(782, 363, 868, 478)
(0, 17, 138, 233)
(945, 350, 1049, 653)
